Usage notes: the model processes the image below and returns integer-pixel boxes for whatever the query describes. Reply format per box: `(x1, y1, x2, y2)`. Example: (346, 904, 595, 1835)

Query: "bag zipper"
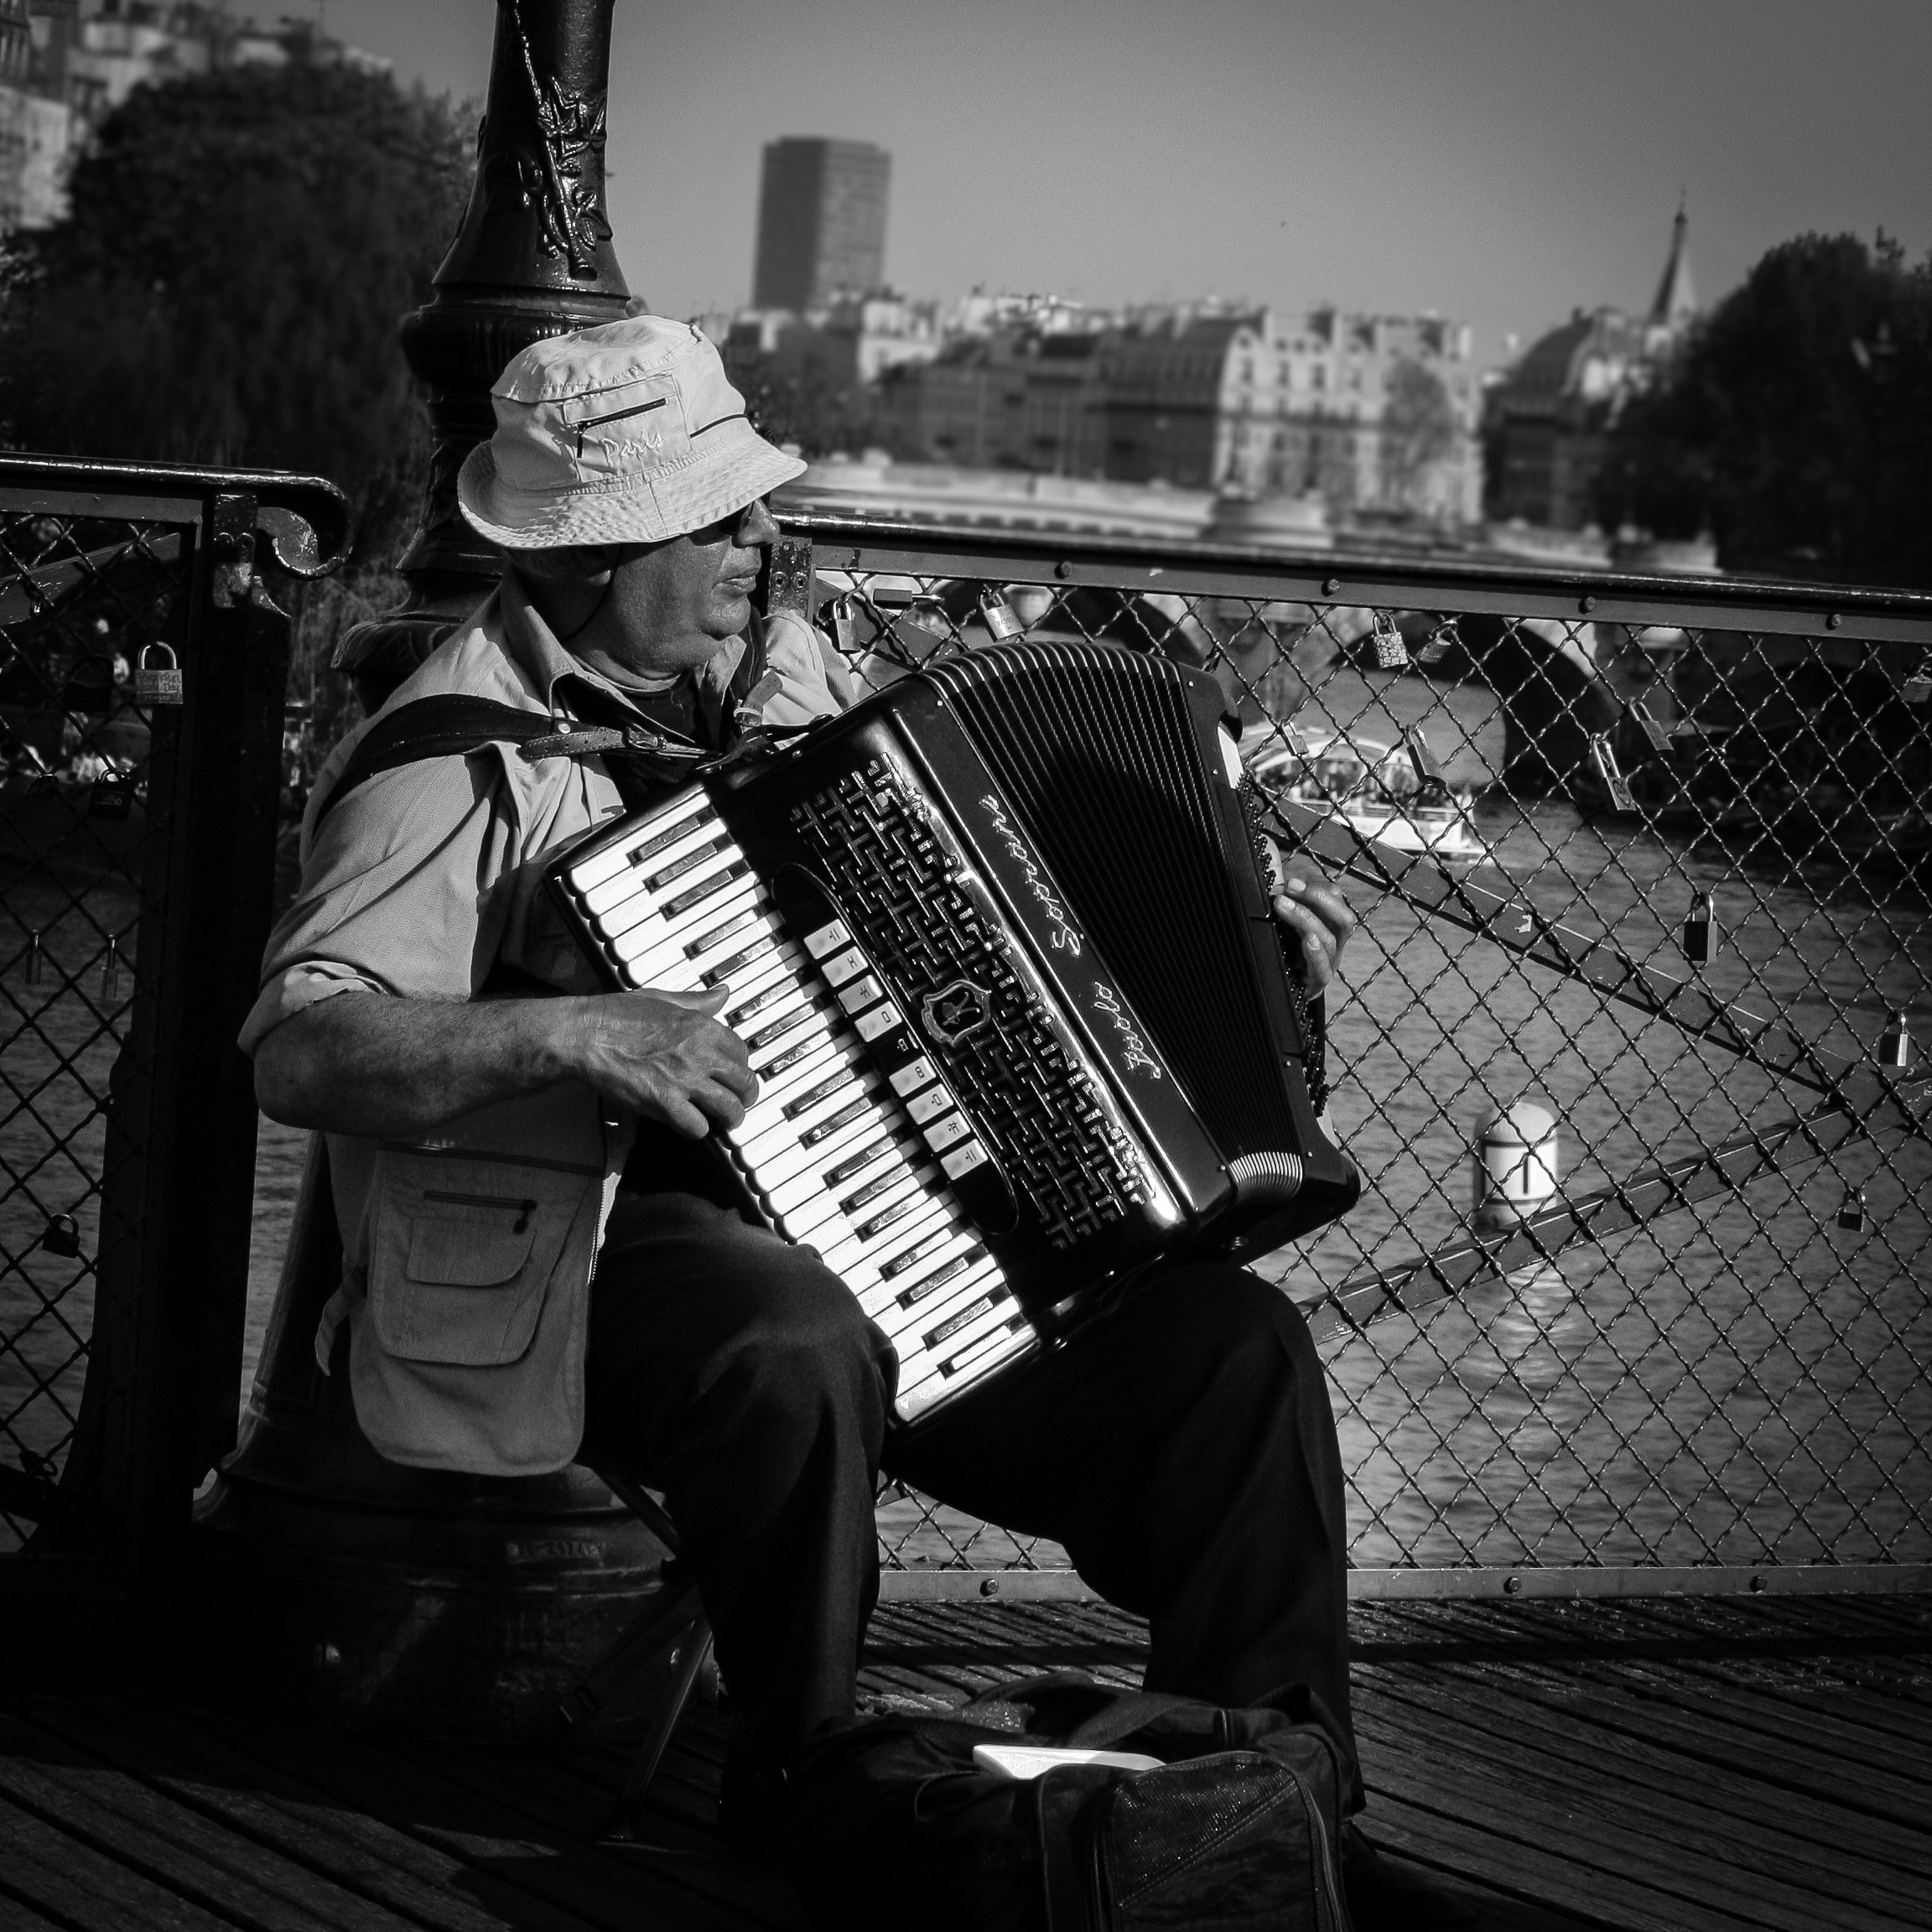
(1286, 1767, 1349, 1932)
(421, 1190, 538, 1233)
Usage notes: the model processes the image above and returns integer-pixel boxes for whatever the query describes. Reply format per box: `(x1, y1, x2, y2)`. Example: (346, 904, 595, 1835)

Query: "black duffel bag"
(776, 1672, 1356, 1931)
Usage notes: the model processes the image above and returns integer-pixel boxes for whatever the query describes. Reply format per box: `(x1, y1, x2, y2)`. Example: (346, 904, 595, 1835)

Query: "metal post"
(335, 0, 631, 710)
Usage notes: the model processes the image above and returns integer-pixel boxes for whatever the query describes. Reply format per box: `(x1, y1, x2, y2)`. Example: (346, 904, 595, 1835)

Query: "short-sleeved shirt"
(237, 569, 850, 1472)
(242, 569, 849, 1049)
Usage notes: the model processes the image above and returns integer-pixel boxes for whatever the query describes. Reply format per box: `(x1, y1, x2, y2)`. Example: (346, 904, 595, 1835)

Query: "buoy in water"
(1473, 1101, 1561, 1233)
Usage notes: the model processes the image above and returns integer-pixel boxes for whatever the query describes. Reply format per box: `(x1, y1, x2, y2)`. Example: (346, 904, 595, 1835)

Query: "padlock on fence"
(1836, 1188, 1867, 1234)
(88, 775, 132, 821)
(1683, 890, 1716, 966)
(1901, 656, 1931, 705)
(136, 642, 183, 706)
(40, 1213, 80, 1259)
(99, 935, 121, 1003)
(1415, 621, 1456, 667)
(1877, 1009, 1914, 1071)
(24, 930, 44, 986)
(829, 593, 859, 656)
(979, 588, 1025, 641)
(1588, 734, 1639, 814)
(1369, 614, 1410, 672)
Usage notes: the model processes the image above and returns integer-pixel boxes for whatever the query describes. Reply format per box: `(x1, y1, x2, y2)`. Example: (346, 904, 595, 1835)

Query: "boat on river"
(1244, 729, 1488, 864)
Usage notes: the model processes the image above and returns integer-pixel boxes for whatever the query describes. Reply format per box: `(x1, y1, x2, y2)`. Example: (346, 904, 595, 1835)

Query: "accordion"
(548, 641, 1358, 1424)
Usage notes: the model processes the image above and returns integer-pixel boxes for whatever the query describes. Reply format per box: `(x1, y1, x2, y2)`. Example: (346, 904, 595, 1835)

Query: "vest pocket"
(368, 1149, 595, 1367)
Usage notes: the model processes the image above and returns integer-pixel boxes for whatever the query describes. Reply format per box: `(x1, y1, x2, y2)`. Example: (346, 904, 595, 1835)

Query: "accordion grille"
(926, 645, 1295, 1158)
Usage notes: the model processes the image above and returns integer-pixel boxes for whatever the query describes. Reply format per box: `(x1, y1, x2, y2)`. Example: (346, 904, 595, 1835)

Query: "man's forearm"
(254, 994, 578, 1140)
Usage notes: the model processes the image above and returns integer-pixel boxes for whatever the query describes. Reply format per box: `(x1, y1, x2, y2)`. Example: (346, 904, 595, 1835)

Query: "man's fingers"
(1280, 874, 1358, 948)
(638, 984, 731, 1013)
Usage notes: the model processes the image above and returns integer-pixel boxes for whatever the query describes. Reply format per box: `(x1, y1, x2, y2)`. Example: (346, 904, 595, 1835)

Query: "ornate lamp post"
(338, 0, 631, 708)
(194, 0, 671, 1739)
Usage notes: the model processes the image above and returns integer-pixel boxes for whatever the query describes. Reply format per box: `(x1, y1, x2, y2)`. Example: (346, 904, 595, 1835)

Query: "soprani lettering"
(979, 794, 1081, 956)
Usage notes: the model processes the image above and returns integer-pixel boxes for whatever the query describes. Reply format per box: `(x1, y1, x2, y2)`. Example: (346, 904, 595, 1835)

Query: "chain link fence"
(770, 522, 1932, 1593)
(0, 459, 348, 1592)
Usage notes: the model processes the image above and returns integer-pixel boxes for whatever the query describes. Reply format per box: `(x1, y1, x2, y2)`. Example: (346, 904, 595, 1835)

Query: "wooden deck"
(0, 1592, 1927, 1931)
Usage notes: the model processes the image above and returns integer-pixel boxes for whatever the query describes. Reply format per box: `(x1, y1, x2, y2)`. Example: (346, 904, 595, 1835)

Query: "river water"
(7, 667, 1929, 1571)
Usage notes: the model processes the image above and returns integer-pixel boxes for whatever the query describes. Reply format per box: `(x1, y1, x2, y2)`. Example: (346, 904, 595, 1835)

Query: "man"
(246, 315, 1363, 1847)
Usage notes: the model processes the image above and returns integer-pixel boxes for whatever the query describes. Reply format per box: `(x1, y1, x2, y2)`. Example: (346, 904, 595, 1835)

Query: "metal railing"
(769, 517, 1932, 1601)
(0, 456, 350, 1597)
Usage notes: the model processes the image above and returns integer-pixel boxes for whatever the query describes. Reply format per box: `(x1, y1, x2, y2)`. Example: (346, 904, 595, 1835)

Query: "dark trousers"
(582, 1189, 1353, 1778)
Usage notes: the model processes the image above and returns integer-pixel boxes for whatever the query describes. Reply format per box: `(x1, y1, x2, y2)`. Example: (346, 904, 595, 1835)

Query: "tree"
(0, 62, 471, 556)
(1596, 233, 1932, 589)
(1379, 359, 1457, 510)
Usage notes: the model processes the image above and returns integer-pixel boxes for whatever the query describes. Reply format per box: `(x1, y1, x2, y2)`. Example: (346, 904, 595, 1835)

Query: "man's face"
(599, 497, 780, 676)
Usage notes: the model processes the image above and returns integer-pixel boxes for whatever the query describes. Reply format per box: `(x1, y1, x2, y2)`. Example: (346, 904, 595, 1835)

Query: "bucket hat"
(456, 314, 806, 549)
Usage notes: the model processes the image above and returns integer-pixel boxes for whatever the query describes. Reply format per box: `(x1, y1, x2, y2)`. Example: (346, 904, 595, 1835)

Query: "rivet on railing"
(1877, 1009, 1913, 1070)
(1502, 1575, 1523, 1596)
(1322, 576, 1341, 596)
(24, 930, 44, 985)
(1684, 891, 1716, 966)
(979, 1577, 1000, 1597)
(1748, 1573, 1767, 1593)
(1825, 612, 1843, 631)
(1054, 560, 1072, 580)
(979, 588, 1026, 641)
(1836, 1188, 1867, 1234)
(1579, 595, 1597, 614)
(99, 936, 121, 1004)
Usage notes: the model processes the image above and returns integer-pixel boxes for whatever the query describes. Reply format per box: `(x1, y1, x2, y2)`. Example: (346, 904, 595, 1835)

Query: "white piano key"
(765, 1131, 906, 1218)
(890, 1277, 1012, 1353)
(566, 793, 714, 891)
(736, 1068, 882, 1163)
(816, 1199, 958, 1284)
(581, 818, 724, 916)
(741, 1104, 887, 1192)
(734, 1041, 859, 1130)
(897, 1316, 1031, 1412)
(854, 1244, 993, 1340)
(608, 880, 761, 968)
(857, 1249, 996, 1325)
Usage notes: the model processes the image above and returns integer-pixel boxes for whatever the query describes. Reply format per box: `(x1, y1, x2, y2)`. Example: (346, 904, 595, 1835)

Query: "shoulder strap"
(313, 695, 553, 825)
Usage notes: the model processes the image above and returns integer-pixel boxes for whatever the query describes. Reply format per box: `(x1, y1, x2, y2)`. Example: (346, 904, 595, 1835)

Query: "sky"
(316, 0, 1930, 368)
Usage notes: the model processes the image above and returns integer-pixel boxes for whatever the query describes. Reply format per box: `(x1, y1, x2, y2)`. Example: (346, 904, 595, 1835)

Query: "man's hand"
(565, 986, 759, 1138)
(1270, 871, 1356, 995)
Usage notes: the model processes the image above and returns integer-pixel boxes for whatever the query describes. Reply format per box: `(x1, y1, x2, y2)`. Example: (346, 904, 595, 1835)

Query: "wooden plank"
(192, 1713, 725, 1932)
(0, 1887, 70, 1932)
(1355, 1675, 1930, 1927)
(1355, 1707, 1915, 1932)
(1408, 1657, 1932, 1880)
(1351, 1786, 1754, 1932)
(1364, 1660, 1932, 1893)
(31, 1699, 544, 1932)
(0, 1788, 236, 1932)
(384, 1735, 804, 1932)
(0, 1711, 408, 1932)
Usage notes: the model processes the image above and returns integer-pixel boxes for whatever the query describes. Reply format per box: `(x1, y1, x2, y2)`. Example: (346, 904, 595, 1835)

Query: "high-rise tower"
(751, 137, 890, 310)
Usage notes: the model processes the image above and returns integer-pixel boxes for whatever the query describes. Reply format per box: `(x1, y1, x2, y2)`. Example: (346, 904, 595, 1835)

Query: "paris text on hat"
(456, 314, 805, 549)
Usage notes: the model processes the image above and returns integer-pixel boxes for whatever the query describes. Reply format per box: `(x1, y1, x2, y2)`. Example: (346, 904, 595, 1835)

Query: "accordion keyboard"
(559, 787, 1032, 1420)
